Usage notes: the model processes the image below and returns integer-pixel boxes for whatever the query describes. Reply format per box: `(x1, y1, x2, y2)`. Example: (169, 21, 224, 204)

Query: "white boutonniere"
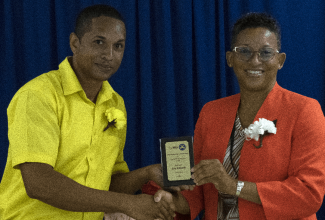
(243, 118, 277, 148)
(103, 107, 126, 131)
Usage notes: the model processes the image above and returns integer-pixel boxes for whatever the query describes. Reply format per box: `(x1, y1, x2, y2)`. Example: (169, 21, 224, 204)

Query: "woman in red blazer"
(155, 13, 325, 220)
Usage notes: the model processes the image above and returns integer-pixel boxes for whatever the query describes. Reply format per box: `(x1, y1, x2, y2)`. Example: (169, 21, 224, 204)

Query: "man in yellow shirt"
(0, 4, 175, 220)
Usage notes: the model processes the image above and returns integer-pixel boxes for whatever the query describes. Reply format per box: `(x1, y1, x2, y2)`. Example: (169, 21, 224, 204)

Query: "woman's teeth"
(247, 70, 262, 76)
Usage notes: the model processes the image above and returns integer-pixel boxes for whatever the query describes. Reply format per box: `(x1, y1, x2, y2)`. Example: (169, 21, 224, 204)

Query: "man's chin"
(94, 70, 116, 81)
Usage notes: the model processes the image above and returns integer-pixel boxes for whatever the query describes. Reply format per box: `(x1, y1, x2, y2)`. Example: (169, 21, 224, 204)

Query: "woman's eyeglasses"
(233, 46, 279, 62)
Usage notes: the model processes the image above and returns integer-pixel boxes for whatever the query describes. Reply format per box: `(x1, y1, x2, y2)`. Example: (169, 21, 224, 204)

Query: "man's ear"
(69, 33, 80, 55)
(277, 53, 286, 70)
(226, 51, 233, 68)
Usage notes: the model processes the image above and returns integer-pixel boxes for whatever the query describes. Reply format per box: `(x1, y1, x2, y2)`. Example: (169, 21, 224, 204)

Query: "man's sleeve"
(8, 90, 60, 169)
(111, 150, 129, 174)
(257, 99, 325, 219)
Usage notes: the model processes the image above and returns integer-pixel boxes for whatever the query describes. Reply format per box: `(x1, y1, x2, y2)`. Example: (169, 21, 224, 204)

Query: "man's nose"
(102, 45, 113, 60)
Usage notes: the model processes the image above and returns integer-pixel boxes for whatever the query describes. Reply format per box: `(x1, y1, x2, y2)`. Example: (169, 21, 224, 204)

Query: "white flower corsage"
(103, 107, 126, 131)
(243, 118, 277, 148)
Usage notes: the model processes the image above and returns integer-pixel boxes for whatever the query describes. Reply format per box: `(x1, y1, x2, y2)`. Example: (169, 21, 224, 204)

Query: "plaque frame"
(160, 136, 195, 187)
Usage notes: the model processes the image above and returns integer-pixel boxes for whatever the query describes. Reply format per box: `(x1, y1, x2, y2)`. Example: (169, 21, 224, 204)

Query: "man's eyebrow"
(92, 36, 125, 42)
(93, 36, 106, 39)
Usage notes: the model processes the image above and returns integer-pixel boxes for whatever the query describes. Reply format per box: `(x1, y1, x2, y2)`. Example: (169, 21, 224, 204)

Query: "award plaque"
(160, 136, 195, 187)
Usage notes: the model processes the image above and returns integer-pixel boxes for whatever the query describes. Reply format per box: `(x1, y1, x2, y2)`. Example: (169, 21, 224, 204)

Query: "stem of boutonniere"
(103, 119, 117, 131)
(254, 135, 264, 148)
(273, 119, 277, 127)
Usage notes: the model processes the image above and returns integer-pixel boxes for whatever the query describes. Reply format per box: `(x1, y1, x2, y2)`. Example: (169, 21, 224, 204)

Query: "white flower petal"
(243, 118, 276, 142)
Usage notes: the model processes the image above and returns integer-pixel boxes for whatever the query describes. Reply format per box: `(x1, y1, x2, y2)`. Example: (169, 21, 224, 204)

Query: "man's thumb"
(154, 191, 162, 202)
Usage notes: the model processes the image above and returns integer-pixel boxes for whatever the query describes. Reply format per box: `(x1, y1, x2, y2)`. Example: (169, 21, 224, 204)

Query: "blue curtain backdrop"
(1, 0, 325, 217)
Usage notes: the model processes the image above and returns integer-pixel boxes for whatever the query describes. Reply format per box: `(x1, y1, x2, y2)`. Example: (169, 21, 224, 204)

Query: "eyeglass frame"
(232, 46, 279, 62)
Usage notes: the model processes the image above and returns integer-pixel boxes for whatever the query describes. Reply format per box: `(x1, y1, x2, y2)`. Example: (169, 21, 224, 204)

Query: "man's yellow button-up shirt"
(0, 57, 129, 220)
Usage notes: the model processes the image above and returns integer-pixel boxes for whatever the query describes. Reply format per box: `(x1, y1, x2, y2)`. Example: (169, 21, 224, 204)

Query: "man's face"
(71, 16, 126, 82)
(226, 27, 285, 93)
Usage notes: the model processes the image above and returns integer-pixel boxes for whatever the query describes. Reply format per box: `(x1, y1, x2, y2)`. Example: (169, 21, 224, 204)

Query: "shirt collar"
(59, 57, 117, 103)
(97, 80, 116, 104)
(60, 57, 83, 96)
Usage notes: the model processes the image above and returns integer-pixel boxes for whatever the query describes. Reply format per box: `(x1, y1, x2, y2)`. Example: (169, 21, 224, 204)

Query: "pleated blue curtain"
(1, 0, 325, 217)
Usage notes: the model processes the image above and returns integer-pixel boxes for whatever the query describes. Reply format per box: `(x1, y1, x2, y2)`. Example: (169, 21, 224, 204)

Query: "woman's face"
(226, 27, 286, 93)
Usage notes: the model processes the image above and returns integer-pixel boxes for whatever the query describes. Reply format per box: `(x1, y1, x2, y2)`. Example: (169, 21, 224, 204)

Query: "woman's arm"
(191, 160, 262, 204)
(173, 192, 191, 215)
(233, 180, 261, 204)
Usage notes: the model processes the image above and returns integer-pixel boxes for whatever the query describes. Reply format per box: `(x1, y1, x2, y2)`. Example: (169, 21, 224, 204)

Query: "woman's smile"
(246, 70, 263, 77)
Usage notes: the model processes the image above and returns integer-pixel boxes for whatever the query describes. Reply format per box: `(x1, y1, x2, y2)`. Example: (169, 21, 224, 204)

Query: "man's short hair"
(231, 12, 281, 51)
(74, 4, 125, 40)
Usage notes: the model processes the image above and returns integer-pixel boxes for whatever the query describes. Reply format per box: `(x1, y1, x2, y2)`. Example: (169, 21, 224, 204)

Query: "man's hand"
(191, 159, 236, 195)
(147, 164, 195, 192)
(129, 193, 175, 220)
(154, 190, 176, 220)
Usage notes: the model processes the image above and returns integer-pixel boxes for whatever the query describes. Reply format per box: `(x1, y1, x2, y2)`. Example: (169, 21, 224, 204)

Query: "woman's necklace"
(230, 115, 238, 178)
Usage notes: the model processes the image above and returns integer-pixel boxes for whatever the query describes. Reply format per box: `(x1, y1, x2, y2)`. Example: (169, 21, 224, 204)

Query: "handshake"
(155, 186, 196, 220)
(124, 164, 195, 220)
(127, 158, 233, 220)
(129, 184, 195, 220)
(111, 158, 230, 220)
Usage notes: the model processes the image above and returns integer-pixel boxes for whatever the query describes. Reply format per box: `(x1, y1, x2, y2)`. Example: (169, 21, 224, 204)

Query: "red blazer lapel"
(240, 82, 287, 182)
(199, 94, 241, 164)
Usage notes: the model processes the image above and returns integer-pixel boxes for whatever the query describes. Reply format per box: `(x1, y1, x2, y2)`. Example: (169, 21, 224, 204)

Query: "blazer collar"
(251, 82, 281, 123)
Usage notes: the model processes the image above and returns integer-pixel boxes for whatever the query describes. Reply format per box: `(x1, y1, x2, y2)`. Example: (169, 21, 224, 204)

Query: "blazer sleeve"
(256, 99, 325, 219)
(179, 104, 207, 220)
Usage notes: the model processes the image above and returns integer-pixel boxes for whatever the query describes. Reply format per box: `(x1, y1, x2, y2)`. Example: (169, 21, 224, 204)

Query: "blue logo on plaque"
(179, 144, 186, 151)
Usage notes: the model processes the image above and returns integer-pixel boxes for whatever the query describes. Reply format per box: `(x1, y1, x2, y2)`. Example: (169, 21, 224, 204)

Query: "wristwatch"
(236, 181, 244, 196)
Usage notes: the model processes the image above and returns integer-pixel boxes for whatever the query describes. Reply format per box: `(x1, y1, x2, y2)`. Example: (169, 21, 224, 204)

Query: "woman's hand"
(147, 164, 195, 192)
(169, 185, 195, 192)
(191, 159, 236, 195)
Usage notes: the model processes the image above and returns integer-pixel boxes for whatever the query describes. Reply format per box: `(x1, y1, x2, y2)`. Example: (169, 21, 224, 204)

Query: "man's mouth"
(97, 63, 113, 70)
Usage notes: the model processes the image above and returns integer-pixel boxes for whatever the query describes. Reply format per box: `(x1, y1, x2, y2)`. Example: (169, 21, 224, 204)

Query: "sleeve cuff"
(12, 153, 57, 169)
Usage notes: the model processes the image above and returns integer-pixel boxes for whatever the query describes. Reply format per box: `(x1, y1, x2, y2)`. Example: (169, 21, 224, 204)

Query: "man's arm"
(109, 166, 149, 194)
(20, 162, 175, 219)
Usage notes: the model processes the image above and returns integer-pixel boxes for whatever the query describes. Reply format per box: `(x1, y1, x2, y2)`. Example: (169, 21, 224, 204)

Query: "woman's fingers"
(191, 159, 228, 186)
